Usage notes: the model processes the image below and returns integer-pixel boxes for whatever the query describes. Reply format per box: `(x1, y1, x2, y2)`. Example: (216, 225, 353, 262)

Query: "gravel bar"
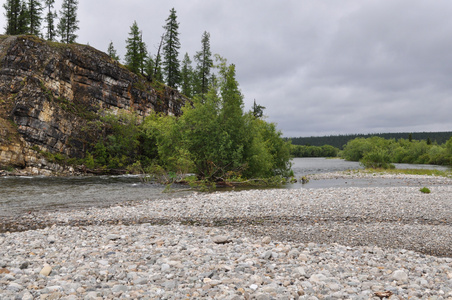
(1, 173, 451, 299)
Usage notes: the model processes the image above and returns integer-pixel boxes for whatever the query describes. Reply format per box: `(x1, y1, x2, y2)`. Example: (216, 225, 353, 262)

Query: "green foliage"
(420, 187, 431, 194)
(359, 150, 395, 169)
(162, 8, 181, 88)
(125, 21, 147, 74)
(28, 0, 43, 36)
(291, 144, 339, 158)
(44, 0, 57, 41)
(57, 0, 79, 44)
(289, 132, 452, 149)
(341, 136, 452, 167)
(141, 57, 292, 182)
(180, 52, 194, 98)
(252, 100, 265, 118)
(107, 41, 120, 61)
(3, 0, 30, 35)
(193, 31, 213, 98)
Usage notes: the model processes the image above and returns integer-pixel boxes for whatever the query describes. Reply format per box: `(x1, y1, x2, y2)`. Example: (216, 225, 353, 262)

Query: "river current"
(0, 158, 450, 217)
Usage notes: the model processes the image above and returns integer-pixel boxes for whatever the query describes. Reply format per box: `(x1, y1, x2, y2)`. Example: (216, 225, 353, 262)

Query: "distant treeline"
(287, 132, 452, 149)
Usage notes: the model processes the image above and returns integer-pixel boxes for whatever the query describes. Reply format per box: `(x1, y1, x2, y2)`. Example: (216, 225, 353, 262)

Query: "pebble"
(0, 173, 451, 299)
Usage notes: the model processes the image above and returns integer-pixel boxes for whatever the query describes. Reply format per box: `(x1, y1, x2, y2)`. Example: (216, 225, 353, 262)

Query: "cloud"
(1, 0, 452, 137)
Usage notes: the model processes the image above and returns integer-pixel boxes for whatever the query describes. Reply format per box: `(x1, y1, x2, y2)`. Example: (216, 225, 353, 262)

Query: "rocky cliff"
(0, 35, 188, 175)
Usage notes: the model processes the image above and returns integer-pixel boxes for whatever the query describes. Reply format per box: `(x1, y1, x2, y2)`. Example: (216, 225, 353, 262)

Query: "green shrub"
(359, 150, 395, 169)
(420, 187, 431, 194)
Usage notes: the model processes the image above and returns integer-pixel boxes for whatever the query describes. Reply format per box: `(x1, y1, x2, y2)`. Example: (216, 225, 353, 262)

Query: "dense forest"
(341, 136, 452, 167)
(288, 132, 452, 149)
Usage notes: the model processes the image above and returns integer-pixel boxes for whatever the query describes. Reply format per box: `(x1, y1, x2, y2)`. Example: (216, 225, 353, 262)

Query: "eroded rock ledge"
(0, 35, 188, 174)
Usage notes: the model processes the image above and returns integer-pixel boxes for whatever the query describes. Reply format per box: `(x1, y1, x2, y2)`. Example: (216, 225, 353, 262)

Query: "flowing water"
(0, 158, 450, 217)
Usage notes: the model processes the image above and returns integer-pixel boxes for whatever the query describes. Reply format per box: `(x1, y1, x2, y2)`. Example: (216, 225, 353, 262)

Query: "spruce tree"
(57, 0, 79, 43)
(28, 0, 43, 36)
(44, 0, 57, 41)
(125, 21, 147, 74)
(194, 31, 213, 97)
(107, 41, 120, 61)
(180, 53, 194, 98)
(162, 8, 181, 88)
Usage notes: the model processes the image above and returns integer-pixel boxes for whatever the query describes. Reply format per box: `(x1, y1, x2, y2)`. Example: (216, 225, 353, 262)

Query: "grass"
(362, 168, 452, 178)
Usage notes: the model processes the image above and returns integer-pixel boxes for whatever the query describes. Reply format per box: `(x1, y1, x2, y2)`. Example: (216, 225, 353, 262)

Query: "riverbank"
(1, 173, 451, 299)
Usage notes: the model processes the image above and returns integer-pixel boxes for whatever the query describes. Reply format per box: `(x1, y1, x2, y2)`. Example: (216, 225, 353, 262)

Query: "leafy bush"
(420, 187, 431, 194)
(359, 150, 395, 169)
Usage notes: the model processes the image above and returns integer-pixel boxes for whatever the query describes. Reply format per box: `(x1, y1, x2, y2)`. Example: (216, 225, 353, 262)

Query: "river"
(0, 158, 450, 217)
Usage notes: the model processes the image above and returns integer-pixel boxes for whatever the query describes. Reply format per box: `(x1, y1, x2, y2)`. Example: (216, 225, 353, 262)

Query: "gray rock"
(212, 235, 232, 244)
(111, 285, 128, 293)
(392, 270, 408, 282)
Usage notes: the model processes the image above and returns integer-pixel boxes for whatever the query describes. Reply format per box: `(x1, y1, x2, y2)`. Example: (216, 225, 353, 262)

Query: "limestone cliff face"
(0, 35, 187, 174)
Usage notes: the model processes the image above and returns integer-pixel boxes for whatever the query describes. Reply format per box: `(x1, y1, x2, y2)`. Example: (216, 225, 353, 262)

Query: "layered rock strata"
(0, 35, 187, 173)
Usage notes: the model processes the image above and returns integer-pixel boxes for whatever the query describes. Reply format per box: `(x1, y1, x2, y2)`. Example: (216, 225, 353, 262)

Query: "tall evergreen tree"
(57, 0, 79, 43)
(44, 0, 57, 40)
(3, 0, 22, 34)
(180, 52, 194, 98)
(125, 21, 147, 74)
(27, 0, 43, 35)
(162, 8, 181, 88)
(194, 31, 213, 97)
(17, 1, 29, 34)
(107, 41, 120, 61)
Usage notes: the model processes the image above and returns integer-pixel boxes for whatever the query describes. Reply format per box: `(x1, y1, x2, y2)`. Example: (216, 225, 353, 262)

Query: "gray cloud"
(1, 0, 451, 137)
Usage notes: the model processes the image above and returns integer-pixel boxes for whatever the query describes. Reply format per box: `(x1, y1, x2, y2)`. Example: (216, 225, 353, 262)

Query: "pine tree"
(44, 0, 57, 41)
(28, 0, 43, 36)
(194, 31, 213, 97)
(162, 8, 181, 88)
(107, 41, 120, 61)
(180, 53, 194, 98)
(125, 21, 147, 74)
(57, 0, 79, 43)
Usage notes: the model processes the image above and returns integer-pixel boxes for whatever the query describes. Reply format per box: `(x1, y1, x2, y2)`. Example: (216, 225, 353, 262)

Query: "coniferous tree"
(57, 0, 79, 43)
(180, 52, 194, 98)
(107, 41, 120, 61)
(44, 0, 57, 40)
(27, 0, 43, 35)
(125, 21, 147, 74)
(162, 8, 181, 88)
(252, 100, 266, 118)
(3, 0, 22, 34)
(17, 1, 29, 34)
(194, 31, 213, 97)
(144, 55, 155, 80)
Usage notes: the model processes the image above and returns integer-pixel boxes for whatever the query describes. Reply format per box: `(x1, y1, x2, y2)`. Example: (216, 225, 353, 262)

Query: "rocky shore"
(1, 173, 451, 299)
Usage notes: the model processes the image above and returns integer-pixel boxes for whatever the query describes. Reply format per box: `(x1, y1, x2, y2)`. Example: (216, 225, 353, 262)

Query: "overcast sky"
(2, 0, 452, 137)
